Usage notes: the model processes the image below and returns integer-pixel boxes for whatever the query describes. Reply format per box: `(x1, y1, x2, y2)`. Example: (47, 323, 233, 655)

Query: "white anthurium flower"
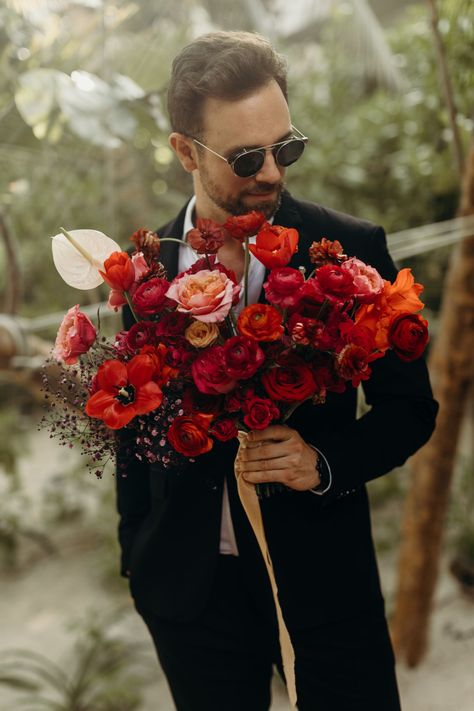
(51, 228, 122, 289)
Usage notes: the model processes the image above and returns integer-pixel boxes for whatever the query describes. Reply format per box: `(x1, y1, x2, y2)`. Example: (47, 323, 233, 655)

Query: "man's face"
(193, 80, 292, 220)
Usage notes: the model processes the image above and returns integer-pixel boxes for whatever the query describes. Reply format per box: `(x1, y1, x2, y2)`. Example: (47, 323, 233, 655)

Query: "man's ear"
(169, 133, 198, 173)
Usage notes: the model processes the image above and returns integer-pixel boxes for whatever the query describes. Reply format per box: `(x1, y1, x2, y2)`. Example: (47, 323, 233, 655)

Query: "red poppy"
(85, 355, 163, 429)
(248, 225, 299, 268)
(186, 218, 226, 254)
(100, 251, 135, 292)
(224, 211, 267, 241)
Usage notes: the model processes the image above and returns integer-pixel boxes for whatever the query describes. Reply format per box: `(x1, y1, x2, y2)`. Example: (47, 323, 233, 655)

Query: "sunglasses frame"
(191, 125, 308, 178)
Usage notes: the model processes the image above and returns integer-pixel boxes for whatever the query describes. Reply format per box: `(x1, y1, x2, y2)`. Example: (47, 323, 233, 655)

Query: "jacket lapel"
(156, 201, 190, 281)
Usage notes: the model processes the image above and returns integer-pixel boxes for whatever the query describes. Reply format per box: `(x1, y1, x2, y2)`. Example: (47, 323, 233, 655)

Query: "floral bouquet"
(42, 211, 429, 494)
(42, 212, 429, 707)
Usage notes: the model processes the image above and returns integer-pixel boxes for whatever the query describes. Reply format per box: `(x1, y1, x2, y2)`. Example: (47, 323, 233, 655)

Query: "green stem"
(124, 291, 139, 323)
(244, 236, 250, 307)
(159, 237, 194, 250)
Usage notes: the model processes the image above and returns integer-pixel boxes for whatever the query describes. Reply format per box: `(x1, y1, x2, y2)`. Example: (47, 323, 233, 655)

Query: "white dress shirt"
(179, 196, 267, 555)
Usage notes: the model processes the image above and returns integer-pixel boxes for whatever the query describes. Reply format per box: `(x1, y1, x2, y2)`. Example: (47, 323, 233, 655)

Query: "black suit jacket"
(116, 191, 438, 629)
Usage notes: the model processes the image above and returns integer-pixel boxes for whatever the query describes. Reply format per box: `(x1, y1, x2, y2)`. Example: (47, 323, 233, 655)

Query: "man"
(116, 31, 438, 711)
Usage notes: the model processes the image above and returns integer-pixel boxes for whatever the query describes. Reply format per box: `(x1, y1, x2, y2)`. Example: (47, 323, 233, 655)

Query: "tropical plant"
(0, 610, 156, 710)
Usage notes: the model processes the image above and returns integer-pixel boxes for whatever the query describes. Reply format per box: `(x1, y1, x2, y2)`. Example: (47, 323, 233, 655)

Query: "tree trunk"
(391, 140, 474, 666)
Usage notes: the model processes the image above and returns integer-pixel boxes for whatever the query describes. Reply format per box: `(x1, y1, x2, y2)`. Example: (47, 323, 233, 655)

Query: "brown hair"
(167, 31, 288, 137)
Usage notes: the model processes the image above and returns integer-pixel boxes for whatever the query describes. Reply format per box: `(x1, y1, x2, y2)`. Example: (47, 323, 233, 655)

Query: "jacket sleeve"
(314, 226, 438, 504)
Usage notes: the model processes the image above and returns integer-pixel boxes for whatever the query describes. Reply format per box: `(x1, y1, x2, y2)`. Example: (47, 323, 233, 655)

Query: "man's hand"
(236, 425, 320, 491)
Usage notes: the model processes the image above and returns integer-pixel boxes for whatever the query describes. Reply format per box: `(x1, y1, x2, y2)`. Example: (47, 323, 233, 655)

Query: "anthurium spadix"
(51, 228, 122, 289)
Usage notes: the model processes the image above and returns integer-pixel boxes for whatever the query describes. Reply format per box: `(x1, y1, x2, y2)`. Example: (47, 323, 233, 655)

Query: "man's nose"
(255, 149, 282, 183)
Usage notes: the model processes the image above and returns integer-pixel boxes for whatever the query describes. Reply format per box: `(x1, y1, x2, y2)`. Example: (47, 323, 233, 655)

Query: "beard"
(199, 164, 284, 220)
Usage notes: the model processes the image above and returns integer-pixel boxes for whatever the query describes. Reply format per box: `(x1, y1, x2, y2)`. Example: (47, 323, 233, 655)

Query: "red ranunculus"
(224, 211, 267, 241)
(242, 395, 280, 430)
(186, 218, 227, 254)
(124, 321, 157, 353)
(389, 313, 429, 361)
(191, 345, 237, 395)
(210, 418, 239, 442)
(132, 277, 170, 316)
(167, 414, 213, 457)
(223, 336, 265, 379)
(336, 344, 372, 387)
(291, 277, 325, 317)
(262, 356, 317, 402)
(100, 251, 135, 292)
(313, 264, 356, 303)
(85, 355, 163, 429)
(155, 312, 190, 340)
(248, 225, 299, 268)
(263, 267, 305, 308)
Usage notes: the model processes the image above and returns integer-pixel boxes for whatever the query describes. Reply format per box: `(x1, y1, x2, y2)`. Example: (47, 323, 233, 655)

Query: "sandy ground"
(1, 430, 473, 711)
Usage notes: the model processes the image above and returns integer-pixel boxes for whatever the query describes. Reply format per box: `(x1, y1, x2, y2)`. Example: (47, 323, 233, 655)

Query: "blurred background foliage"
(0, 2, 473, 705)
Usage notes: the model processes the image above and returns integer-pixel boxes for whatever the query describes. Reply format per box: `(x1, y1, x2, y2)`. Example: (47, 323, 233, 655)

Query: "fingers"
(247, 424, 292, 444)
(239, 439, 290, 463)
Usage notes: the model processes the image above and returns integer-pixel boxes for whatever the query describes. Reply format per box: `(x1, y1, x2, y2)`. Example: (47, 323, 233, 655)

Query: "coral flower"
(248, 225, 299, 268)
(85, 355, 163, 429)
(99, 251, 135, 291)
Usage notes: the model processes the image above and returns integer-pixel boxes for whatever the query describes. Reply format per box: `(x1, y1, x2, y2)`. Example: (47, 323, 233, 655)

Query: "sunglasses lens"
(233, 151, 265, 178)
(276, 139, 305, 167)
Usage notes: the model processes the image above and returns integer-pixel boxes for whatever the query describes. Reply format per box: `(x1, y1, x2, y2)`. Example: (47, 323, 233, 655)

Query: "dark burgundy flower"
(223, 336, 265, 380)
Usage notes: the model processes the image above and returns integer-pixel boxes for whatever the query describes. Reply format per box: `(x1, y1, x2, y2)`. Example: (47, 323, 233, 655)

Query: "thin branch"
(426, 0, 464, 177)
(0, 212, 22, 314)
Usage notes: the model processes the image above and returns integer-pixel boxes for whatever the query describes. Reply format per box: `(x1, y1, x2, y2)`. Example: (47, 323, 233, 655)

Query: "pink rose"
(191, 345, 237, 395)
(166, 270, 240, 323)
(132, 277, 170, 316)
(53, 305, 96, 365)
(263, 267, 304, 308)
(340, 257, 384, 303)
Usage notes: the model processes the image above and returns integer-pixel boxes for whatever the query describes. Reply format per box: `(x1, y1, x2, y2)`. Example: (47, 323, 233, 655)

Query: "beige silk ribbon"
(235, 431, 297, 708)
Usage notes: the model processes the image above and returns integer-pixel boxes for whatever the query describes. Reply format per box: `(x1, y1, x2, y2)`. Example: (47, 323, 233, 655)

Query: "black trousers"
(138, 555, 402, 711)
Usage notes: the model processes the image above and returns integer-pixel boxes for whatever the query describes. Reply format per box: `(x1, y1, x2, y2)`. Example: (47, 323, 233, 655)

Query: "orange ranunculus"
(85, 355, 163, 429)
(248, 225, 299, 268)
(167, 414, 214, 457)
(237, 304, 284, 342)
(99, 251, 135, 292)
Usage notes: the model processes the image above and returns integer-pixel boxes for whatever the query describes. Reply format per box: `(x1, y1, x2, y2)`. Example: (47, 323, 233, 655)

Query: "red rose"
(313, 264, 356, 303)
(243, 395, 280, 430)
(100, 251, 135, 291)
(223, 336, 265, 379)
(167, 414, 213, 457)
(132, 277, 170, 316)
(336, 344, 371, 387)
(186, 218, 226, 254)
(191, 345, 237, 395)
(262, 356, 317, 402)
(210, 418, 239, 442)
(124, 321, 157, 353)
(248, 225, 299, 269)
(389, 313, 429, 362)
(263, 267, 305, 308)
(223, 211, 267, 241)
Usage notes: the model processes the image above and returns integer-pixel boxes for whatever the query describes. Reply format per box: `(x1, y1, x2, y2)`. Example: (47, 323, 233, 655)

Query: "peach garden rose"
(166, 269, 240, 323)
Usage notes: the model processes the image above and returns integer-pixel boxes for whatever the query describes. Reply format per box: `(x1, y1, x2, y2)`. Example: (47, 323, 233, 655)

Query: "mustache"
(245, 182, 283, 195)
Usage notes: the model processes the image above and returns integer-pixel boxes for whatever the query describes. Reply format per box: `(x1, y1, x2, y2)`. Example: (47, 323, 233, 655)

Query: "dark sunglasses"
(192, 125, 308, 178)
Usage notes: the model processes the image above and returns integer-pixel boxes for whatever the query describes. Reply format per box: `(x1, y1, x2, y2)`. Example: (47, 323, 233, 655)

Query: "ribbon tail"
(235, 432, 297, 708)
